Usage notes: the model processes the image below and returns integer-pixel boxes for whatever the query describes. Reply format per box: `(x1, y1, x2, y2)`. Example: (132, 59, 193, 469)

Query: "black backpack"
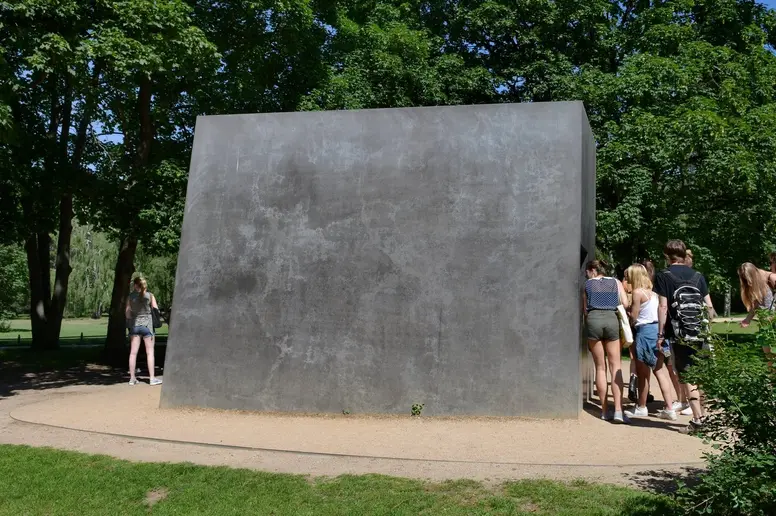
(664, 270, 707, 344)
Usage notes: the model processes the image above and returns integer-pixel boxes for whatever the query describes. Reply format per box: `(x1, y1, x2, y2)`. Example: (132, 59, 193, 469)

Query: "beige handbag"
(616, 305, 634, 348)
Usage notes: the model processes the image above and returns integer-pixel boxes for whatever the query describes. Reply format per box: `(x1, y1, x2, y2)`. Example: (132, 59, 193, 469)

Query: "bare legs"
(636, 360, 651, 408)
(129, 335, 141, 382)
(589, 340, 608, 415)
(589, 339, 625, 416)
(128, 334, 156, 382)
(604, 339, 624, 414)
(668, 363, 685, 405)
(651, 356, 675, 410)
(683, 382, 705, 420)
(145, 335, 155, 382)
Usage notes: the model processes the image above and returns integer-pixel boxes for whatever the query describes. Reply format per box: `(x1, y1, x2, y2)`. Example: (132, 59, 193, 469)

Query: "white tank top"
(635, 290, 658, 326)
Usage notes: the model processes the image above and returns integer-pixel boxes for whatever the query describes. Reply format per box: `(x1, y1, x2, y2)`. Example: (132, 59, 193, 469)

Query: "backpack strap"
(664, 269, 701, 288)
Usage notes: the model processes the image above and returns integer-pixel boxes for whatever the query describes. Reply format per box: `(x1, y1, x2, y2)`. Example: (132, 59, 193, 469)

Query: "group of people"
(583, 240, 776, 433)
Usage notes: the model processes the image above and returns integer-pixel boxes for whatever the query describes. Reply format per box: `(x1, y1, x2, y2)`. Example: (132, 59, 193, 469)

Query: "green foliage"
(64, 223, 117, 318)
(0, 244, 27, 321)
(303, 4, 495, 110)
(134, 246, 177, 309)
(410, 402, 424, 416)
(677, 310, 776, 515)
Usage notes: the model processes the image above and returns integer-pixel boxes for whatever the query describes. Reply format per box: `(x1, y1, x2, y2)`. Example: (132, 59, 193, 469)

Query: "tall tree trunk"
(104, 236, 138, 363)
(47, 193, 74, 348)
(724, 286, 732, 318)
(26, 232, 53, 350)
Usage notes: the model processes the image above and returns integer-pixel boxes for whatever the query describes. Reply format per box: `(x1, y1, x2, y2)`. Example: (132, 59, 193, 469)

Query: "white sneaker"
(658, 409, 678, 421)
(672, 401, 683, 411)
(149, 378, 163, 386)
(680, 406, 693, 416)
(128, 379, 138, 386)
(625, 406, 648, 418)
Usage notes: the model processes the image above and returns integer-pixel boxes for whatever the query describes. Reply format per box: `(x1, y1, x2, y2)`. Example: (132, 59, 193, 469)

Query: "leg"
(604, 339, 625, 413)
(629, 344, 636, 378)
(588, 340, 608, 416)
(128, 335, 140, 382)
(668, 364, 684, 404)
(652, 355, 675, 410)
(144, 335, 155, 381)
(683, 382, 705, 419)
(635, 360, 651, 408)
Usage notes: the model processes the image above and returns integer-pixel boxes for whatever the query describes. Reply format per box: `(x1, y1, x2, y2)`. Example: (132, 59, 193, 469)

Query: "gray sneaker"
(612, 411, 630, 424)
(149, 378, 163, 386)
(658, 409, 678, 421)
(128, 379, 138, 386)
(679, 419, 704, 435)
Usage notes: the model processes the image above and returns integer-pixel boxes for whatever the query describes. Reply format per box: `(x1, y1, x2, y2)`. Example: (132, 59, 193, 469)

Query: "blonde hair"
(625, 264, 653, 292)
(738, 262, 767, 311)
(133, 276, 148, 296)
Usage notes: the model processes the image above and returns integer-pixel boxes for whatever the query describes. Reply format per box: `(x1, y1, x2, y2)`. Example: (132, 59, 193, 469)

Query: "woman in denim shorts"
(126, 276, 162, 386)
(623, 264, 676, 421)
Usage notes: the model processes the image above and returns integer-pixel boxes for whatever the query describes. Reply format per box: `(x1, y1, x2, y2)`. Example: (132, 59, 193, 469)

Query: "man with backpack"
(655, 240, 716, 434)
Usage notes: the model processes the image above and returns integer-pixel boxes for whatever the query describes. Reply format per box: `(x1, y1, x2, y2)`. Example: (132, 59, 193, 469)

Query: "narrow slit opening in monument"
(580, 245, 588, 268)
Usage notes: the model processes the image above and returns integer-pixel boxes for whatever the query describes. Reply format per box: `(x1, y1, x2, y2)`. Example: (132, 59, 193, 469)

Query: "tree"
(575, 2, 776, 287)
(79, 0, 219, 357)
(1, 0, 103, 349)
(302, 2, 495, 110)
(0, 244, 28, 323)
(64, 223, 117, 318)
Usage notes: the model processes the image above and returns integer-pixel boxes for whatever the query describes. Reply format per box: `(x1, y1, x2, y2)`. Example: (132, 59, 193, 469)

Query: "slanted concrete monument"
(161, 102, 595, 418)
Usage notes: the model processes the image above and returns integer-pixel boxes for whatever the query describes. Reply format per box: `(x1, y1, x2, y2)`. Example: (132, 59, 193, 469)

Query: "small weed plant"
(676, 309, 776, 515)
(411, 403, 424, 417)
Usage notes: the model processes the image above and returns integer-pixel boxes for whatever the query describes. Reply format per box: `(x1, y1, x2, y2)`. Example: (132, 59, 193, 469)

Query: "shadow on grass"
(0, 344, 167, 401)
(627, 467, 704, 495)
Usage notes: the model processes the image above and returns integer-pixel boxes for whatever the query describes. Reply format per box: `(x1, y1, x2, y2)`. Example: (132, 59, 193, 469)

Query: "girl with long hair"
(623, 264, 676, 420)
(739, 262, 776, 327)
(126, 276, 162, 385)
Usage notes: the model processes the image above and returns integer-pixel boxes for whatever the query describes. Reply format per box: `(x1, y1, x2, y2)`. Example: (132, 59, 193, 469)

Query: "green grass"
(0, 445, 675, 516)
(0, 317, 168, 345)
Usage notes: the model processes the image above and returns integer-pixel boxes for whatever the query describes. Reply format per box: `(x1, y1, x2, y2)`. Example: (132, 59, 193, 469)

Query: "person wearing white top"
(623, 264, 677, 421)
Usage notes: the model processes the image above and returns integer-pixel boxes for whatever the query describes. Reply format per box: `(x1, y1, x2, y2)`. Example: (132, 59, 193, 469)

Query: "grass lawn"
(0, 445, 674, 516)
(0, 317, 168, 345)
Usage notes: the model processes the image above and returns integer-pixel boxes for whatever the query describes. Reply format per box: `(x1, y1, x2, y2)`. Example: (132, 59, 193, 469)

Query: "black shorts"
(672, 341, 697, 377)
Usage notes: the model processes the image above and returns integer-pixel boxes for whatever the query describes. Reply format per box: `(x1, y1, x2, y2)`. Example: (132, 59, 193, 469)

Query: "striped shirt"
(585, 277, 619, 312)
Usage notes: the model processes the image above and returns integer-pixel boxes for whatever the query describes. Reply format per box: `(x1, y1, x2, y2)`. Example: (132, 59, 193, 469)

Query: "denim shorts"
(129, 326, 154, 338)
(635, 323, 659, 368)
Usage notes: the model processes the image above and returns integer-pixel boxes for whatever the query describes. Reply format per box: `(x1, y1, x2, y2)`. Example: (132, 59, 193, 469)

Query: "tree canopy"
(2, 0, 776, 344)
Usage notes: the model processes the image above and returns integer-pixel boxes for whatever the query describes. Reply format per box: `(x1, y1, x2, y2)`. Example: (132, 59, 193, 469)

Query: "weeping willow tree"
(64, 223, 117, 318)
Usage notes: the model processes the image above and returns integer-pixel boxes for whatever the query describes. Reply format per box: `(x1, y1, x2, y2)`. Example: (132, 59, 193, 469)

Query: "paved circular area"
(9, 383, 708, 468)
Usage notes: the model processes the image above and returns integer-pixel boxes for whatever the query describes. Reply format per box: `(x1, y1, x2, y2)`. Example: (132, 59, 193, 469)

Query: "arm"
(629, 289, 642, 323)
(125, 298, 132, 320)
(741, 308, 756, 328)
(150, 294, 159, 310)
(704, 294, 716, 321)
(582, 290, 588, 320)
(617, 279, 630, 309)
(657, 295, 668, 344)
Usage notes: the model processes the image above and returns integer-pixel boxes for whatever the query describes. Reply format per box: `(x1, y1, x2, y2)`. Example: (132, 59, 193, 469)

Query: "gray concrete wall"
(161, 102, 595, 418)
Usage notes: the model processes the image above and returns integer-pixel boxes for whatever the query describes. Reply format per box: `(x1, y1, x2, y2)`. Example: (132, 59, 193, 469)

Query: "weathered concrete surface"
(161, 102, 595, 418)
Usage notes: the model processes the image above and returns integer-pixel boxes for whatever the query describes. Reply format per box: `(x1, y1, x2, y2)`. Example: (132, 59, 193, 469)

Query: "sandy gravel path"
(1, 373, 707, 488)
